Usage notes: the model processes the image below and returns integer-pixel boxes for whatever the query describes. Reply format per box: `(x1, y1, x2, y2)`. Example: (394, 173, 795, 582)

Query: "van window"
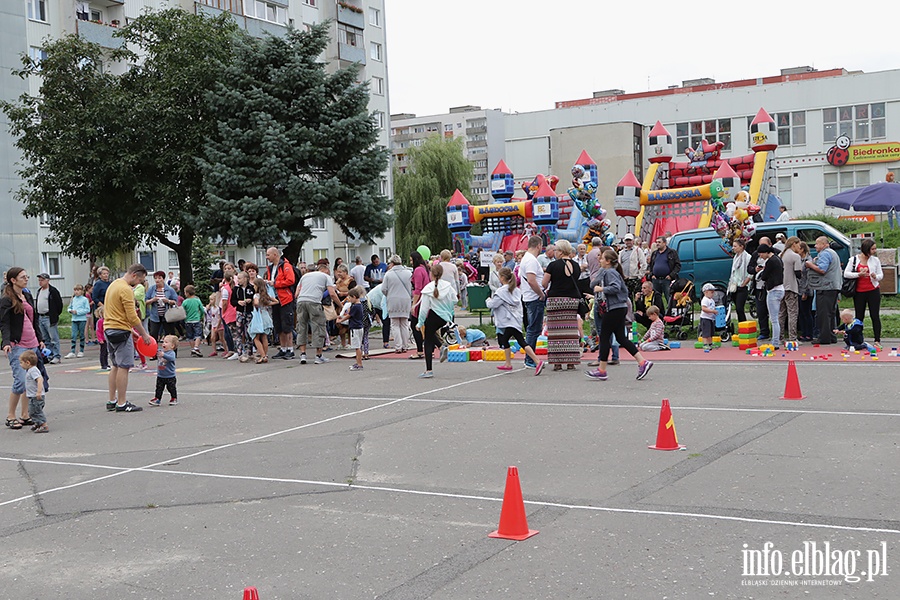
(796, 228, 825, 246)
(695, 237, 731, 261)
(675, 239, 694, 262)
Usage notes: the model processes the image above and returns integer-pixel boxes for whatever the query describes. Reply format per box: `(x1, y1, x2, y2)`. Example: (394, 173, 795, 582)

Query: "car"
(667, 220, 851, 296)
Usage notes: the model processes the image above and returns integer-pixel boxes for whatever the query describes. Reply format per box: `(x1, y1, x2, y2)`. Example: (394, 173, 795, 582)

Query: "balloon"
(734, 208, 748, 223)
(725, 202, 736, 218)
(136, 337, 158, 358)
(746, 204, 762, 216)
(733, 190, 750, 205)
(416, 245, 431, 261)
(709, 180, 725, 199)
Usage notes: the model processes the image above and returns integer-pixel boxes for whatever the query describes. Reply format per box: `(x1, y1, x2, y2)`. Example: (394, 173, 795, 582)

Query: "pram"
(706, 282, 733, 342)
(663, 278, 694, 340)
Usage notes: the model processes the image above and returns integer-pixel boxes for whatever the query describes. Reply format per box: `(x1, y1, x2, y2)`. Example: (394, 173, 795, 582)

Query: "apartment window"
(313, 249, 328, 262)
(39, 213, 53, 227)
(777, 175, 792, 209)
(197, 0, 244, 14)
(824, 170, 870, 199)
(674, 118, 732, 154)
(29, 47, 48, 67)
(41, 252, 61, 277)
(373, 111, 385, 129)
(425, 124, 439, 133)
(474, 160, 487, 168)
(369, 7, 380, 26)
(771, 112, 806, 146)
(28, 0, 48, 22)
(303, 0, 316, 6)
(372, 76, 384, 96)
(370, 42, 382, 62)
(338, 23, 363, 47)
(308, 217, 327, 230)
(823, 104, 885, 143)
(412, 126, 425, 133)
(168, 251, 179, 269)
(380, 179, 388, 195)
(444, 124, 453, 132)
(244, 0, 287, 24)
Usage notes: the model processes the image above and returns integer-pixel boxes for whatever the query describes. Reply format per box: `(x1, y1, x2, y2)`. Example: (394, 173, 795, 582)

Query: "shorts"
(272, 303, 295, 335)
(349, 328, 364, 350)
(699, 318, 715, 339)
(106, 329, 135, 369)
(185, 322, 203, 341)
(497, 327, 527, 350)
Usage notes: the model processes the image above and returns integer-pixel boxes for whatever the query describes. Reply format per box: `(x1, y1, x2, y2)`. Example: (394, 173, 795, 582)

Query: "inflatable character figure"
(684, 139, 725, 174)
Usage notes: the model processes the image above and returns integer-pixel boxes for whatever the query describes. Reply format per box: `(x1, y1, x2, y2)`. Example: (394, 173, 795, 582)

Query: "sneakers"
(636, 360, 654, 381)
(49, 357, 60, 364)
(418, 371, 434, 379)
(207, 351, 218, 357)
(585, 369, 608, 381)
(523, 362, 535, 369)
(273, 349, 285, 359)
(226, 352, 239, 360)
(534, 360, 545, 376)
(239, 355, 250, 363)
(496, 365, 513, 371)
(608, 359, 620, 366)
(191, 348, 203, 357)
(169, 398, 178, 406)
(106, 401, 117, 412)
(349, 364, 363, 371)
(148, 398, 161, 407)
(299, 353, 307, 364)
(314, 356, 329, 364)
(64, 352, 76, 359)
(115, 402, 143, 412)
(76, 352, 84, 358)
(439, 346, 449, 363)
(284, 350, 295, 360)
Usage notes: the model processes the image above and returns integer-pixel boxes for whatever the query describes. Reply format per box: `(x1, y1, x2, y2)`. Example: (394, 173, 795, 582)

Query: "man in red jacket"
(266, 247, 297, 360)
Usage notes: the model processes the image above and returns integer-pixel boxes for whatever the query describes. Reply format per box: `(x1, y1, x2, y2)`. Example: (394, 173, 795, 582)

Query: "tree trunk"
(283, 238, 302, 266)
(156, 227, 194, 287)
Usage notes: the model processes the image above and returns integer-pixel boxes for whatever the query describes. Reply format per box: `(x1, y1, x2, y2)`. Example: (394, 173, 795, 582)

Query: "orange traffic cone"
(781, 360, 805, 399)
(648, 399, 685, 451)
(488, 466, 539, 540)
(242, 587, 259, 600)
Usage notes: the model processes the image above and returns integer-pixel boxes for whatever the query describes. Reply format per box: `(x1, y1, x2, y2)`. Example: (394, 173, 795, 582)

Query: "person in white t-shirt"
(520, 235, 546, 368)
(777, 205, 791, 222)
(438, 250, 459, 297)
(349, 257, 368, 290)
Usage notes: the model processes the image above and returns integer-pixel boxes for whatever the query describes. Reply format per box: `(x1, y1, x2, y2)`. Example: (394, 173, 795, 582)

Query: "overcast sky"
(384, 0, 900, 117)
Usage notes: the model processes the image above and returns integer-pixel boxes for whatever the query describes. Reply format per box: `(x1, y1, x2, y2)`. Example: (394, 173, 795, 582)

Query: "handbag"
(840, 256, 858, 298)
(323, 304, 338, 321)
(563, 259, 590, 314)
(248, 308, 265, 336)
(164, 305, 186, 322)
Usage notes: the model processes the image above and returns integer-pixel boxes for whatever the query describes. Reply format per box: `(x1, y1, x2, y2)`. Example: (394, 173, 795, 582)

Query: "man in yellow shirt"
(104, 264, 152, 413)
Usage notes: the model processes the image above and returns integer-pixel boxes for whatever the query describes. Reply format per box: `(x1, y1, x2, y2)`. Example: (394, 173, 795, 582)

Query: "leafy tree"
(190, 235, 217, 300)
(198, 23, 392, 264)
(393, 135, 473, 259)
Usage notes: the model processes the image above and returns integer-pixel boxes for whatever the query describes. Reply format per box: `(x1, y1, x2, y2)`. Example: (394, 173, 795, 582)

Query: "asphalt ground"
(0, 348, 898, 599)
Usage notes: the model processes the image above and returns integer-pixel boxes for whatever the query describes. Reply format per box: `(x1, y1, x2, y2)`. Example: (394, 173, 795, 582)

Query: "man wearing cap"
(35, 273, 63, 363)
(773, 232, 786, 253)
(620, 234, 647, 299)
(502, 250, 516, 271)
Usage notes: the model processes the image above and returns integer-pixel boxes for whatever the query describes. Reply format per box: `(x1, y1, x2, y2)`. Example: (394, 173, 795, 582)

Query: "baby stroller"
(706, 282, 733, 342)
(663, 278, 694, 340)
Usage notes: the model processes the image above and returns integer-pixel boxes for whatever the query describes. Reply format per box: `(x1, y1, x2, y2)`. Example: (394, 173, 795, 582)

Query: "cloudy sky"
(384, 0, 900, 117)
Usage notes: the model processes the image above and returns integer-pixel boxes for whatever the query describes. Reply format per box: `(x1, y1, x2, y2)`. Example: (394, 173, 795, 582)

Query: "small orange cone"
(488, 466, 539, 540)
(781, 360, 805, 400)
(242, 587, 259, 600)
(648, 399, 685, 451)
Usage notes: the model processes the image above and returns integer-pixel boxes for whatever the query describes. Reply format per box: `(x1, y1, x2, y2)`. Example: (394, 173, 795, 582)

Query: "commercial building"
(390, 106, 505, 204)
(1, 0, 393, 294)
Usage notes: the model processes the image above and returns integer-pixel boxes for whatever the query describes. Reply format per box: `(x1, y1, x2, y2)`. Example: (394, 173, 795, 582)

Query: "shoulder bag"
(840, 256, 858, 298)
(164, 305, 186, 322)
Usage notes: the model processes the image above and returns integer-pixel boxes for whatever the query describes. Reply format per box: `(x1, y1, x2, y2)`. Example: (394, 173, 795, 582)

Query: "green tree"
(393, 135, 473, 260)
(190, 235, 218, 300)
(198, 23, 392, 264)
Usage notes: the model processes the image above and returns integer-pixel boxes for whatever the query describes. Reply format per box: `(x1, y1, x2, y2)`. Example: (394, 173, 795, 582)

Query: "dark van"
(668, 220, 851, 293)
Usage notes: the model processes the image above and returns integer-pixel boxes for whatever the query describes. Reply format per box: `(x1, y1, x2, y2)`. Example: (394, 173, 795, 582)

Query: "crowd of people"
(0, 227, 887, 431)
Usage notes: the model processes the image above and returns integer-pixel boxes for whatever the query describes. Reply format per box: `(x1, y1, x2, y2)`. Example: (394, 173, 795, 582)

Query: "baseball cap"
(775, 232, 786, 240)
(623, 233, 635, 241)
(37, 273, 50, 279)
(702, 283, 715, 292)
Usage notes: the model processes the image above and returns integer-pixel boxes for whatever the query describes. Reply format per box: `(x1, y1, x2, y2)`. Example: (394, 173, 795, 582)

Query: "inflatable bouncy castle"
(626, 108, 780, 243)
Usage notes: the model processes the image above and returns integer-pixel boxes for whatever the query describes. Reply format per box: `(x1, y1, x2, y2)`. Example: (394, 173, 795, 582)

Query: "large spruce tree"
(199, 23, 392, 263)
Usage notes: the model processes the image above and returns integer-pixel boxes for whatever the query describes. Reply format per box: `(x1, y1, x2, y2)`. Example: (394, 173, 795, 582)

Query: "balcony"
(76, 20, 124, 49)
(466, 139, 487, 148)
(465, 126, 487, 136)
(338, 42, 366, 65)
(336, 2, 365, 28)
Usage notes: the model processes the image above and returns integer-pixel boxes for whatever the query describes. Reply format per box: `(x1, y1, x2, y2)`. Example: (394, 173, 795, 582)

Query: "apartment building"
(389, 106, 505, 204)
(1, 0, 394, 294)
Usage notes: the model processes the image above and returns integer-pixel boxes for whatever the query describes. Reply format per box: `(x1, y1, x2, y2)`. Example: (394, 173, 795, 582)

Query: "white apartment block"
(389, 106, 505, 204)
(1, 0, 393, 296)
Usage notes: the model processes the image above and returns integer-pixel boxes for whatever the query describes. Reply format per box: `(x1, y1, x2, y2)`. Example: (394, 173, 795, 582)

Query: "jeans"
(778, 290, 799, 342)
(7, 345, 39, 394)
(755, 288, 769, 337)
(38, 316, 60, 359)
(70, 321, 86, 353)
(523, 298, 546, 367)
(381, 308, 391, 344)
(651, 277, 670, 311)
(766, 288, 784, 346)
(798, 293, 815, 340)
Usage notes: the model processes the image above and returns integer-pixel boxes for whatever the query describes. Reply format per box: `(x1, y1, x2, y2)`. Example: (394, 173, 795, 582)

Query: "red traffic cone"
(781, 360, 805, 400)
(648, 399, 685, 451)
(488, 466, 539, 540)
(242, 587, 259, 600)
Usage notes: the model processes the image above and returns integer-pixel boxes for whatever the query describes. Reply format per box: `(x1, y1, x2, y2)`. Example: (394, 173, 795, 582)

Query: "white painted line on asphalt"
(4, 457, 896, 535)
(51, 386, 389, 402)
(0, 369, 515, 509)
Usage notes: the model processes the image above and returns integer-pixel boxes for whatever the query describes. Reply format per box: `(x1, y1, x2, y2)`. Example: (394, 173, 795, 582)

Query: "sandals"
(408, 354, 424, 360)
(32, 423, 49, 433)
(567, 364, 577, 371)
(6, 418, 23, 430)
(553, 364, 563, 371)
(255, 356, 269, 364)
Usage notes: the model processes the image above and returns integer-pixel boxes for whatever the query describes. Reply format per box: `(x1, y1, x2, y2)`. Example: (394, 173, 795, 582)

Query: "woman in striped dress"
(540, 240, 583, 371)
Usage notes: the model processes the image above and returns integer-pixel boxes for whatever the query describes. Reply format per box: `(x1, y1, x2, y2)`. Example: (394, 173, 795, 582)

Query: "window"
(823, 104, 885, 143)
(769, 112, 806, 146)
(168, 251, 179, 269)
(138, 251, 155, 272)
(39, 213, 52, 227)
(313, 249, 328, 262)
(474, 159, 487, 168)
(303, 0, 316, 5)
(244, 0, 287, 24)
(444, 124, 453, 132)
(673, 118, 732, 154)
(380, 248, 391, 263)
(369, 7, 380, 26)
(198, 0, 244, 14)
(370, 42, 382, 62)
(372, 76, 384, 96)
(777, 175, 792, 209)
(380, 179, 388, 195)
(338, 23, 363, 47)
(824, 170, 870, 198)
(41, 252, 61, 277)
(28, 47, 48, 67)
(76, 5, 101, 21)
(308, 217, 327, 230)
(28, 0, 47, 22)
(373, 111, 385, 129)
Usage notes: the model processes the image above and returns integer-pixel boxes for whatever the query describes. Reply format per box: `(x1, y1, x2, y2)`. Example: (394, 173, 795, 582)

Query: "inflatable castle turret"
(446, 189, 473, 252)
(647, 121, 674, 163)
(490, 160, 515, 201)
(750, 108, 778, 152)
(614, 170, 642, 237)
(531, 180, 559, 241)
(712, 162, 741, 201)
